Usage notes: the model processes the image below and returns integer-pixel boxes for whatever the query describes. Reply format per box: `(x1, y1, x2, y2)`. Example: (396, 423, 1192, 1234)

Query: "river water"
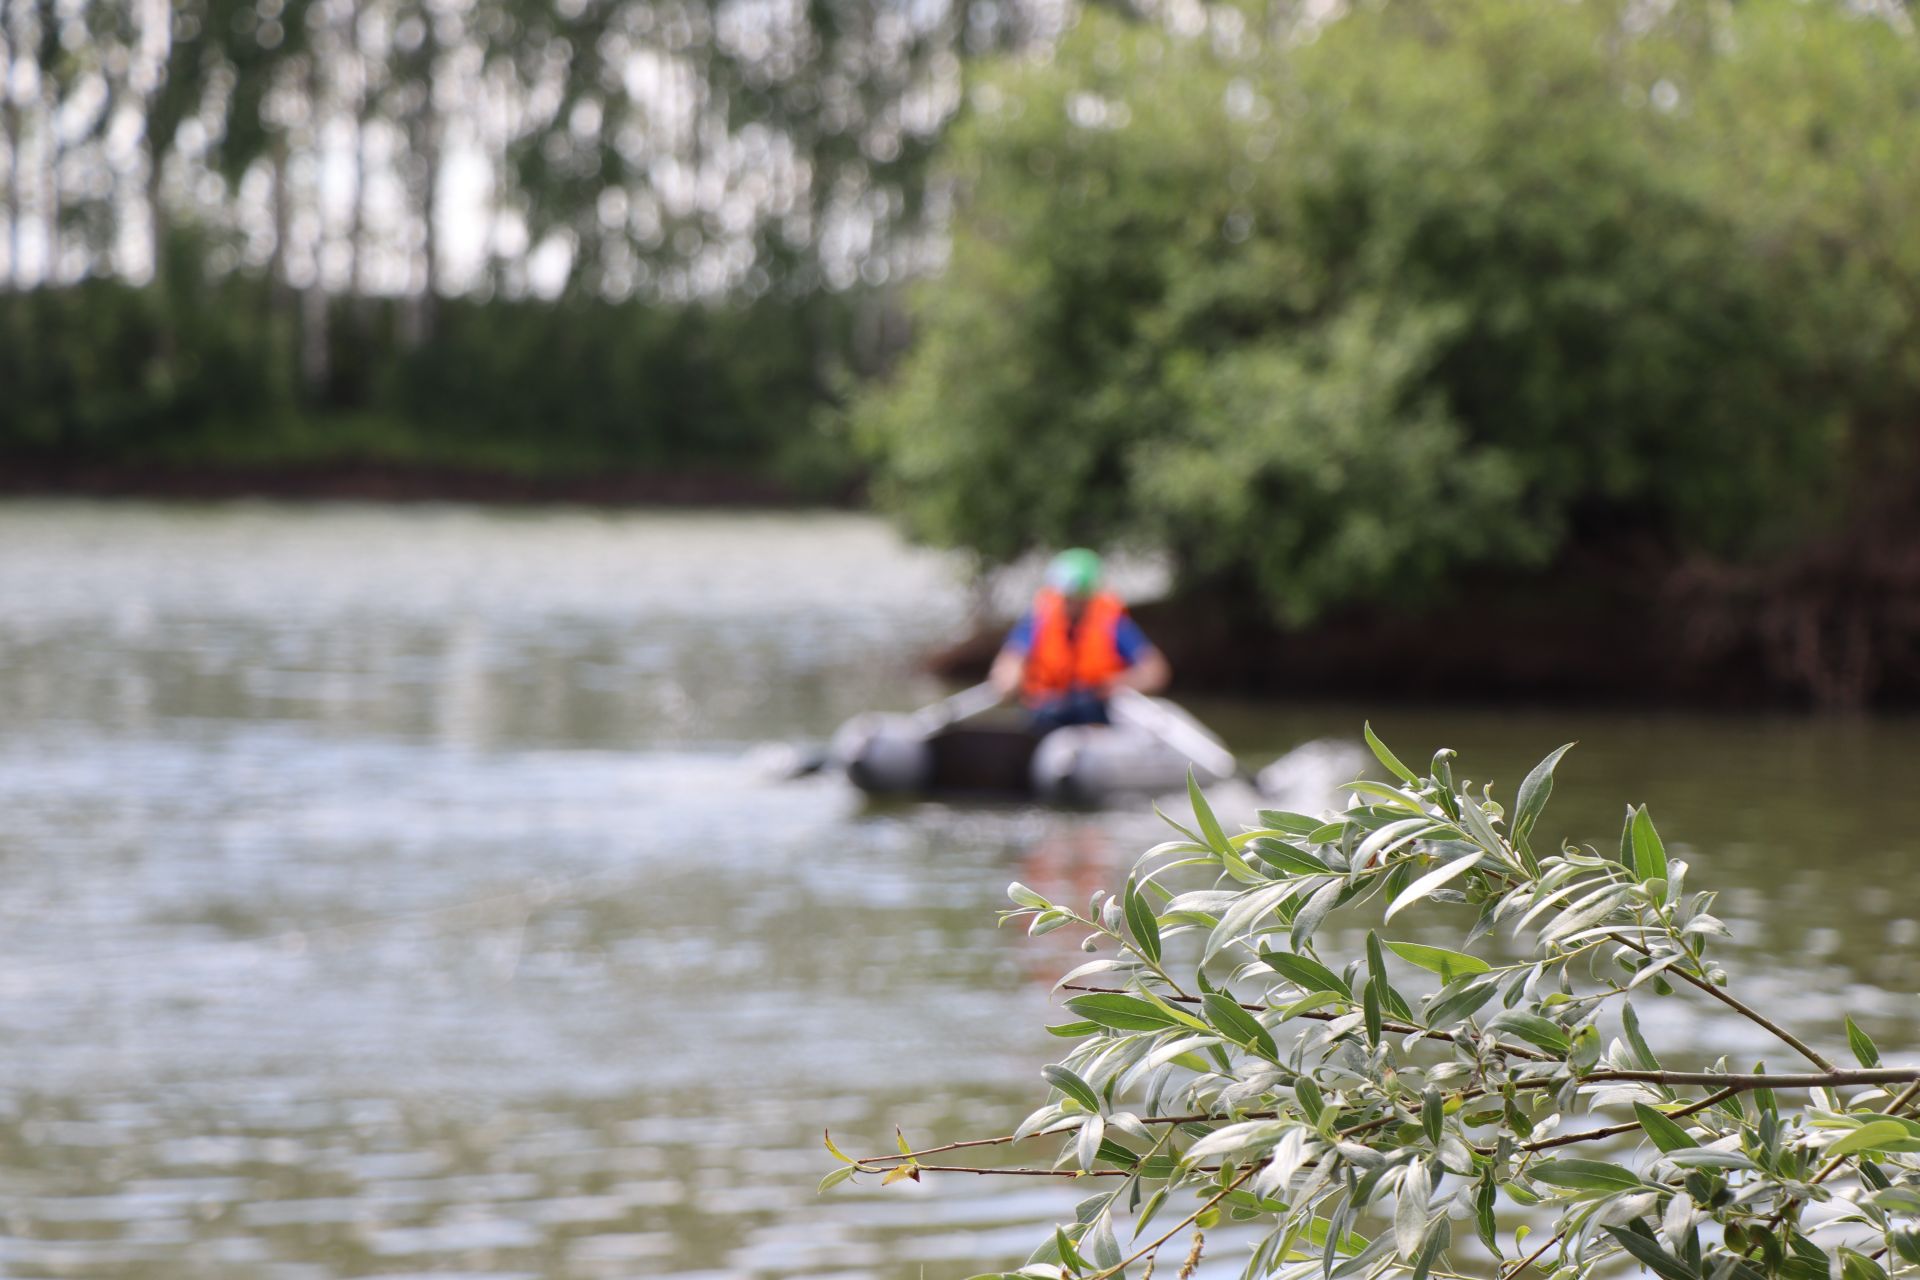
(0, 502, 1912, 1280)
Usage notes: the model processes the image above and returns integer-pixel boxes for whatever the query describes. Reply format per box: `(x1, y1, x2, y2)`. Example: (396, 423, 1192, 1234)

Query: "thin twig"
(1584, 1068, 1917, 1089)
(1522, 1087, 1741, 1152)
(1607, 932, 1835, 1071)
(909, 1164, 1132, 1177)
(1091, 1163, 1260, 1280)
(1060, 983, 1560, 1063)
(1504, 1226, 1564, 1278)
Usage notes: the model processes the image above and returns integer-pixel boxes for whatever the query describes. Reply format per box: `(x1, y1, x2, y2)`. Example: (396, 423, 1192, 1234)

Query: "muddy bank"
(0, 457, 853, 507)
(931, 539, 1920, 712)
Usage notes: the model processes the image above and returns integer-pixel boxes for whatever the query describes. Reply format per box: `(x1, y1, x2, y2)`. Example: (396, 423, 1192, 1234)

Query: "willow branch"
(1091, 1163, 1260, 1280)
(1584, 1068, 1917, 1089)
(1608, 931, 1835, 1071)
(1522, 1087, 1741, 1152)
(1060, 983, 1559, 1063)
(1504, 1226, 1565, 1278)
(910, 1164, 1132, 1177)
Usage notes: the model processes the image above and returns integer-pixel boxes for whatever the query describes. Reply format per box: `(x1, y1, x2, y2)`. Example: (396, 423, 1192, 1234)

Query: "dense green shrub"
(857, 0, 1920, 621)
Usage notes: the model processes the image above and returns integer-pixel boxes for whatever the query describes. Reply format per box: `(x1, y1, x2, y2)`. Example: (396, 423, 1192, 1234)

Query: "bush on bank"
(855, 0, 1920, 624)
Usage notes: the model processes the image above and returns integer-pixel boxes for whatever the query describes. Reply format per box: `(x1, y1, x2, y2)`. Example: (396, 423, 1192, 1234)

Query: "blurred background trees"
(6, 0, 1920, 700)
(0, 0, 1047, 489)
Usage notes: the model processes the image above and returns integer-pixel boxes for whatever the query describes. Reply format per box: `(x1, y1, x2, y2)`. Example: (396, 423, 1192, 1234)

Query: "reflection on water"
(0, 501, 1913, 1279)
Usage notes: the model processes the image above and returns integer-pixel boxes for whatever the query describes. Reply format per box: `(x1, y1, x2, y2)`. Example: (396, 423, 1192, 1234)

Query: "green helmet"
(1045, 548, 1104, 598)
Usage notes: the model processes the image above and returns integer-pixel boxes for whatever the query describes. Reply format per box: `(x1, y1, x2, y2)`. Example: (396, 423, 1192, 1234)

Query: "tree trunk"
(42, 78, 59, 284)
(343, 0, 367, 300)
(300, 47, 329, 392)
(4, 7, 24, 287)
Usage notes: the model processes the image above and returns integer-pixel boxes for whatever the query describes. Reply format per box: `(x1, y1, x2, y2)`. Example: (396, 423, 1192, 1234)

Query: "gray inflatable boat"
(830, 688, 1236, 804)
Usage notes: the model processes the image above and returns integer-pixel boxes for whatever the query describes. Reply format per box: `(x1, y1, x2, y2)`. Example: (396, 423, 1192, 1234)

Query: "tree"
(853, 0, 1899, 626)
(826, 735, 1920, 1279)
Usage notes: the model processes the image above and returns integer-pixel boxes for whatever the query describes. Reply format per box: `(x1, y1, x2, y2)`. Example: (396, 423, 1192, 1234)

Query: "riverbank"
(930, 538, 1920, 712)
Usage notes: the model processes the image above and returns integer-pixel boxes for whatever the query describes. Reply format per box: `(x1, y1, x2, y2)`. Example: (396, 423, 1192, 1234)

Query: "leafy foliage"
(857, 0, 1920, 623)
(829, 735, 1919, 1279)
(0, 249, 851, 490)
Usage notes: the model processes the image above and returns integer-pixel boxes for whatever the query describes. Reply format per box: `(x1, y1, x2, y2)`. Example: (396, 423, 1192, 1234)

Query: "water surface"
(0, 502, 1912, 1279)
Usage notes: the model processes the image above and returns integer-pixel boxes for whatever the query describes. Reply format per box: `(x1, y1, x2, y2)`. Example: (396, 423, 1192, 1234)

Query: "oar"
(1108, 687, 1255, 790)
(910, 680, 1004, 732)
(766, 681, 1004, 779)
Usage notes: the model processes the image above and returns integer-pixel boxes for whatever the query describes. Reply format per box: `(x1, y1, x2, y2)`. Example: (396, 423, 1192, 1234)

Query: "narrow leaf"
(1630, 805, 1668, 883)
(1364, 722, 1419, 784)
(1042, 1064, 1102, 1113)
(1387, 940, 1491, 980)
(1846, 1015, 1881, 1068)
(1634, 1103, 1698, 1153)
(1512, 743, 1575, 839)
(1188, 770, 1232, 857)
(1384, 852, 1483, 921)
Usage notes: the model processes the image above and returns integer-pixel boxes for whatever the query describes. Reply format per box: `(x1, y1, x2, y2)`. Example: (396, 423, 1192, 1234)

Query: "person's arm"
(989, 646, 1026, 698)
(989, 612, 1035, 699)
(1108, 615, 1170, 694)
(1113, 644, 1170, 694)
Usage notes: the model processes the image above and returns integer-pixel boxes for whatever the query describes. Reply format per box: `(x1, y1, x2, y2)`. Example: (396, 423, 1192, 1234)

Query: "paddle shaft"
(1108, 688, 1245, 785)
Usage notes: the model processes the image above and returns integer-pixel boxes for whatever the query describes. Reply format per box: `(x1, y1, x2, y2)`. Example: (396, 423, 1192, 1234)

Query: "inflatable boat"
(829, 687, 1237, 804)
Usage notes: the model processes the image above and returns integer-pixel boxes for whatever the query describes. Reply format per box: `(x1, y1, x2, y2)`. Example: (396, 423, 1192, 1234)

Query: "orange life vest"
(1021, 589, 1131, 705)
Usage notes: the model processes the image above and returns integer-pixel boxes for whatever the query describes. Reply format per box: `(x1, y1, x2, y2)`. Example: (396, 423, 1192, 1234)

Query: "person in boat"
(989, 548, 1171, 732)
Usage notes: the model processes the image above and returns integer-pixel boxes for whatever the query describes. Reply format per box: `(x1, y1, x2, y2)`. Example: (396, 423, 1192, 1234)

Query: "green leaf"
(1425, 975, 1498, 1026)
(1839, 1249, 1889, 1280)
(1260, 948, 1355, 1001)
(1202, 992, 1278, 1060)
(1257, 809, 1325, 836)
(1042, 1064, 1102, 1112)
(1621, 1001, 1662, 1070)
(1386, 940, 1491, 981)
(1046, 1020, 1101, 1037)
(1530, 1158, 1644, 1192)
(1384, 852, 1483, 921)
(1008, 881, 1050, 909)
(1630, 805, 1668, 883)
(823, 1129, 859, 1165)
(1064, 993, 1184, 1032)
(1474, 1175, 1499, 1257)
(1845, 1015, 1881, 1068)
(1247, 838, 1329, 875)
(1421, 1089, 1443, 1147)
(1488, 1010, 1571, 1055)
(1364, 722, 1419, 784)
(1289, 878, 1347, 951)
(1512, 743, 1575, 840)
(1362, 982, 1383, 1046)
(1276, 989, 1347, 1021)
(1366, 930, 1415, 1020)
(1188, 769, 1232, 857)
(817, 1165, 856, 1193)
(1124, 877, 1162, 965)
(1604, 1226, 1701, 1280)
(1827, 1119, 1912, 1159)
(1634, 1103, 1699, 1153)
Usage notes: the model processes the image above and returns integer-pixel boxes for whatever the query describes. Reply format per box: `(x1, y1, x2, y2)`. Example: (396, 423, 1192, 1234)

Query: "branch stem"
(1059, 983, 1558, 1063)
(1608, 932, 1835, 1071)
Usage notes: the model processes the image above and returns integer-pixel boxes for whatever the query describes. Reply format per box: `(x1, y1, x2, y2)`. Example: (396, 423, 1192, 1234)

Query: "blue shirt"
(1002, 609, 1151, 666)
